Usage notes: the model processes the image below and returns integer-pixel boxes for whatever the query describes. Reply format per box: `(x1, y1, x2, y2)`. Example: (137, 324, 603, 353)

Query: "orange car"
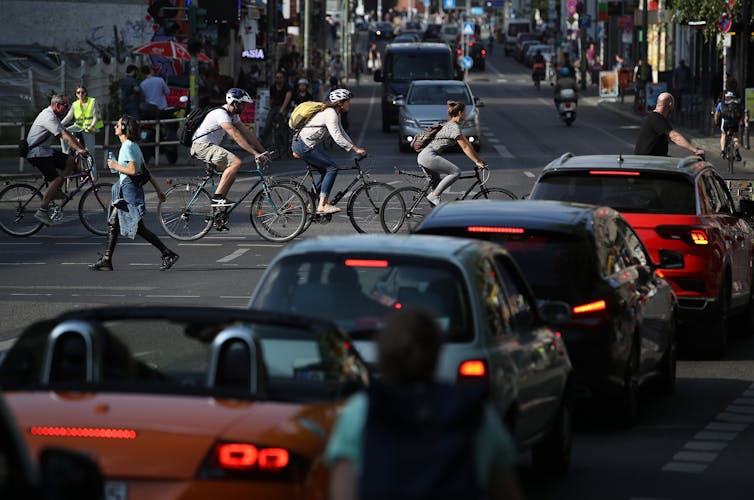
(0, 306, 370, 500)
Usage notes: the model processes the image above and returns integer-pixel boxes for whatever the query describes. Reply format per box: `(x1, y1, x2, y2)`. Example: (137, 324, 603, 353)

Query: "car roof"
(409, 79, 467, 87)
(418, 200, 603, 236)
(385, 42, 450, 53)
(541, 153, 709, 180)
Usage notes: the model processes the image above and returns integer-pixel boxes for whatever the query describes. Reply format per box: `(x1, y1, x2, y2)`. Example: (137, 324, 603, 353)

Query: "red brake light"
(572, 300, 606, 315)
(588, 170, 640, 176)
(345, 259, 388, 267)
(258, 448, 290, 470)
(690, 230, 709, 245)
(214, 443, 290, 471)
(467, 226, 525, 234)
(656, 226, 709, 245)
(29, 426, 137, 439)
(458, 360, 486, 377)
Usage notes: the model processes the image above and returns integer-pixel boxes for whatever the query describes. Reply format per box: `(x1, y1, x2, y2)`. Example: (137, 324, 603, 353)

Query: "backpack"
(721, 98, 742, 122)
(411, 122, 445, 153)
(177, 106, 226, 147)
(288, 101, 327, 131)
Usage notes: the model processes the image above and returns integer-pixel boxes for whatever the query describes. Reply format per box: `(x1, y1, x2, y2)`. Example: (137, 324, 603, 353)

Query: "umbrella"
(131, 40, 210, 62)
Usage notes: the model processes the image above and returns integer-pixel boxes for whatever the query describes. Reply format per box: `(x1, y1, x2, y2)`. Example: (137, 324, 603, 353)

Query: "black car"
(423, 23, 443, 42)
(414, 200, 683, 426)
(457, 40, 487, 71)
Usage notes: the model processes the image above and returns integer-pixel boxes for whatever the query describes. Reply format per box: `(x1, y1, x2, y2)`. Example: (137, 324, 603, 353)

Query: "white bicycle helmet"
(328, 88, 353, 103)
(226, 88, 253, 105)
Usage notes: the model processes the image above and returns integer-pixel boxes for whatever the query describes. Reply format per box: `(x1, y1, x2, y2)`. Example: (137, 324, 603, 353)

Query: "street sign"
(462, 22, 475, 36)
(566, 0, 577, 15)
(443, 0, 456, 9)
(718, 10, 732, 33)
(461, 56, 474, 69)
(578, 14, 591, 29)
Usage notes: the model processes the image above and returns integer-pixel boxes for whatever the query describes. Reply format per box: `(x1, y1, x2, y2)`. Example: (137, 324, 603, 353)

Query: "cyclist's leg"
(720, 124, 727, 157)
(422, 154, 460, 198)
(191, 142, 239, 202)
(301, 144, 339, 212)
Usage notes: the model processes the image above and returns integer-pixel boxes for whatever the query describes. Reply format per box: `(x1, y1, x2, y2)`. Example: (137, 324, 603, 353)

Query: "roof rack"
(676, 155, 703, 169)
(552, 152, 574, 167)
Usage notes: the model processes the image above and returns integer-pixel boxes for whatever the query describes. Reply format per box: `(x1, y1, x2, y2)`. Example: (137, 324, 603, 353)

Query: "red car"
(530, 154, 754, 356)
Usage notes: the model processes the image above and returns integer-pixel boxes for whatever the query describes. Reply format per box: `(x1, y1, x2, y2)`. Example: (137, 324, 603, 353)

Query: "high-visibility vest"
(73, 97, 103, 131)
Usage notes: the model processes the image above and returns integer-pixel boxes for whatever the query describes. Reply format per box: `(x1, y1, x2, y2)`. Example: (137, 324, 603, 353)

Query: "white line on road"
(0, 262, 45, 265)
(218, 249, 249, 263)
(694, 431, 737, 441)
(524, 171, 536, 178)
(0, 242, 41, 245)
(220, 296, 251, 299)
(145, 295, 201, 298)
(54, 242, 100, 245)
(494, 145, 514, 158)
(175, 243, 223, 246)
(357, 85, 378, 147)
(661, 463, 707, 473)
(705, 422, 747, 432)
(716, 412, 754, 423)
(683, 441, 728, 452)
(734, 397, 754, 405)
(0, 285, 153, 291)
(238, 243, 284, 247)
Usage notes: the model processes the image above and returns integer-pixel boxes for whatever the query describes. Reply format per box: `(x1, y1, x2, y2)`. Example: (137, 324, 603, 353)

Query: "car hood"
(6, 391, 339, 478)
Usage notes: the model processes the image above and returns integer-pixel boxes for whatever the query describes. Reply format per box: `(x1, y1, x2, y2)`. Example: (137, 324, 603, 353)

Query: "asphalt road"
(2, 48, 754, 499)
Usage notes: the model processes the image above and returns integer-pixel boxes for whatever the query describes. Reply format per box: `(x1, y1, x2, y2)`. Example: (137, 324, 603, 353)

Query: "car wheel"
(655, 316, 677, 395)
(531, 396, 572, 475)
(616, 338, 640, 427)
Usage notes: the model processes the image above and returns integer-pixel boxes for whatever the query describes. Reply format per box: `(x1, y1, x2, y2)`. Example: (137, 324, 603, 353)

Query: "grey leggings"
(418, 152, 461, 196)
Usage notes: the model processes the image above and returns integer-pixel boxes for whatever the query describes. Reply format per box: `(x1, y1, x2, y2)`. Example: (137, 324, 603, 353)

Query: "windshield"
(253, 255, 472, 342)
(387, 53, 455, 80)
(407, 85, 471, 105)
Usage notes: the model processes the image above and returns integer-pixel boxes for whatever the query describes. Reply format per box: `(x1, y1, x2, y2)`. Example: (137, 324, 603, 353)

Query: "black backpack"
(721, 98, 742, 122)
(177, 106, 227, 147)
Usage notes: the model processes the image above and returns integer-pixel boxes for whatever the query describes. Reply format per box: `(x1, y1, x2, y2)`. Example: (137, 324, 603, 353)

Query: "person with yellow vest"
(61, 85, 102, 167)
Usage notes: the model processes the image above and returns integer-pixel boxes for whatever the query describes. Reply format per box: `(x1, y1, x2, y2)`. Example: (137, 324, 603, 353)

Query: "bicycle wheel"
(277, 178, 316, 233)
(78, 182, 113, 236)
(158, 183, 213, 241)
(347, 181, 394, 233)
(473, 187, 518, 201)
(727, 138, 735, 174)
(0, 183, 44, 237)
(249, 183, 306, 242)
(380, 186, 432, 234)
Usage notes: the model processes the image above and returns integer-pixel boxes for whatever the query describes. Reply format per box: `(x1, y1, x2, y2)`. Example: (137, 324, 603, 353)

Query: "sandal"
(317, 205, 341, 214)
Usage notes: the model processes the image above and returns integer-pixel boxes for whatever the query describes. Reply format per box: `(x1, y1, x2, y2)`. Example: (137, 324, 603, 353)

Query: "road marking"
(220, 296, 251, 299)
(716, 412, 754, 423)
(705, 422, 747, 431)
(0, 262, 45, 265)
(11, 293, 53, 296)
(238, 243, 284, 247)
(176, 243, 223, 246)
(661, 463, 707, 473)
(218, 249, 249, 263)
(494, 145, 514, 158)
(54, 242, 100, 245)
(733, 397, 754, 405)
(61, 262, 99, 265)
(0, 285, 153, 291)
(524, 171, 536, 178)
(487, 137, 501, 143)
(683, 441, 727, 452)
(672, 451, 717, 462)
(694, 431, 737, 441)
(0, 242, 42, 245)
(145, 295, 201, 298)
(357, 84, 378, 147)
(727, 404, 754, 414)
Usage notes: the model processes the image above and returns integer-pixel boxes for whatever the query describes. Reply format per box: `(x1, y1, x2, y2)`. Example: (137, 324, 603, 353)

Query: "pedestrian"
(25, 94, 89, 226)
(260, 70, 293, 145)
(90, 115, 179, 271)
(292, 78, 313, 106)
(306, 68, 324, 102)
(671, 59, 691, 112)
(367, 42, 381, 72)
(634, 92, 704, 157)
(633, 58, 652, 91)
(325, 308, 523, 500)
(139, 65, 170, 116)
(120, 64, 142, 118)
(61, 85, 102, 169)
(328, 54, 345, 87)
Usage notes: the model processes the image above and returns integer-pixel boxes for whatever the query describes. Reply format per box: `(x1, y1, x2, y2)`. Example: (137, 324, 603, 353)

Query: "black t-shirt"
(269, 83, 292, 107)
(634, 111, 673, 156)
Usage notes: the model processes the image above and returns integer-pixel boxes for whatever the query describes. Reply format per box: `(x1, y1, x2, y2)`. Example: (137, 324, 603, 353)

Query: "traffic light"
(189, 5, 208, 35)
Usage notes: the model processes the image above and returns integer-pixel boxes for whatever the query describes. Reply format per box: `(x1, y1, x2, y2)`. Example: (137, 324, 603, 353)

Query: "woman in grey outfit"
(418, 100, 487, 206)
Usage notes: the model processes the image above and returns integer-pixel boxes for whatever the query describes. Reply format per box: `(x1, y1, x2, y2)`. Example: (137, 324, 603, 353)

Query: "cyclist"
(419, 100, 487, 206)
(25, 93, 89, 225)
(190, 88, 268, 208)
(715, 90, 743, 161)
(260, 71, 293, 145)
(292, 78, 313, 106)
(291, 88, 367, 215)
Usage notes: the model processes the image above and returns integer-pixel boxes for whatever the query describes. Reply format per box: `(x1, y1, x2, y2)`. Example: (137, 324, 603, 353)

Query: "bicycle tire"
(745, 123, 751, 151)
(158, 183, 213, 241)
(347, 181, 394, 233)
(473, 186, 517, 201)
(727, 137, 735, 175)
(0, 183, 44, 237)
(249, 183, 306, 242)
(78, 182, 113, 236)
(276, 178, 316, 233)
(380, 186, 433, 234)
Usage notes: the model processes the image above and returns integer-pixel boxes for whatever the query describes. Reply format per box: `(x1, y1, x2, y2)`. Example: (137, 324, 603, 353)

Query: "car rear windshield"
(531, 172, 696, 214)
(253, 255, 473, 342)
(387, 52, 455, 80)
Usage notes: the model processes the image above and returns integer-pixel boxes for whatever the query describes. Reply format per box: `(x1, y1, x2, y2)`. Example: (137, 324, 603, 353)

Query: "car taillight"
(655, 226, 709, 245)
(458, 360, 487, 382)
(572, 299, 606, 316)
(198, 441, 307, 481)
(29, 426, 137, 439)
(467, 226, 525, 234)
(345, 258, 389, 267)
(588, 170, 640, 176)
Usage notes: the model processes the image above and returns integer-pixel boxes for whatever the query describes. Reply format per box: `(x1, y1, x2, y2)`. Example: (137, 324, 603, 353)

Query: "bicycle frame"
(23, 167, 101, 212)
(297, 157, 369, 206)
(394, 165, 490, 201)
(190, 162, 279, 216)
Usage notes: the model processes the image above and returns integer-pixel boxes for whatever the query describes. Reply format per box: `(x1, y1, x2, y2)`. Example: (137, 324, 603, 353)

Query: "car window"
(700, 174, 724, 214)
(254, 256, 473, 342)
(408, 85, 471, 105)
(477, 258, 514, 337)
(388, 52, 455, 80)
(710, 173, 734, 214)
(532, 172, 696, 214)
(493, 256, 537, 331)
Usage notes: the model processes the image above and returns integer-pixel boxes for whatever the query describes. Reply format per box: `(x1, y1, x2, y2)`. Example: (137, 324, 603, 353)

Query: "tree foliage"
(671, 0, 743, 42)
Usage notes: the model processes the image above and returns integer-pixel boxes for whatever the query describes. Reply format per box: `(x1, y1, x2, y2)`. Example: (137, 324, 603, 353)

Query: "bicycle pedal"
(215, 224, 230, 231)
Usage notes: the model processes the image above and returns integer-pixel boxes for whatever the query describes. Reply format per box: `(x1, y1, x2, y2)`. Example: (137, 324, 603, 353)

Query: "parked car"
(414, 200, 682, 426)
(396, 79, 483, 152)
(529, 154, 754, 356)
(249, 234, 575, 473)
(0, 306, 370, 498)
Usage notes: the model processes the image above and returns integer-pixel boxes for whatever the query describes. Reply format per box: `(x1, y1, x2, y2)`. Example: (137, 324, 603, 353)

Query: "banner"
(599, 70, 619, 98)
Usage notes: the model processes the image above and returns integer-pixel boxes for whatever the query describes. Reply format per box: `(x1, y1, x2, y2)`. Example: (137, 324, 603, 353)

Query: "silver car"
(396, 79, 483, 152)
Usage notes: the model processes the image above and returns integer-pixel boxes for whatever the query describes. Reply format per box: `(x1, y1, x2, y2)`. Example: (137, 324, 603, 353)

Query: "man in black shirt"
(634, 92, 704, 157)
(261, 70, 293, 144)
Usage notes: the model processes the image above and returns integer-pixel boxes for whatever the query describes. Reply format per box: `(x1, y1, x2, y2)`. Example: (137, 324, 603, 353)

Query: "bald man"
(634, 92, 704, 157)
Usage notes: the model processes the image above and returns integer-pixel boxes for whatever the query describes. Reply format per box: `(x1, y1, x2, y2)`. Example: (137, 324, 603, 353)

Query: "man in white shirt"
(189, 88, 267, 209)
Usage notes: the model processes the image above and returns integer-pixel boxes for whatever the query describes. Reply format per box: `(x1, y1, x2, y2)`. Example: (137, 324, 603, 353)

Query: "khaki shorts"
(190, 141, 238, 168)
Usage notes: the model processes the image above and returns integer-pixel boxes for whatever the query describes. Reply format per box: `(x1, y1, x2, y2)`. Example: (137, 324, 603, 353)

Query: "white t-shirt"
(192, 107, 237, 145)
(27, 107, 65, 158)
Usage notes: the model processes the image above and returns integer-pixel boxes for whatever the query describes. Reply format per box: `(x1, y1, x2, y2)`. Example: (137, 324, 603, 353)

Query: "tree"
(671, 0, 747, 43)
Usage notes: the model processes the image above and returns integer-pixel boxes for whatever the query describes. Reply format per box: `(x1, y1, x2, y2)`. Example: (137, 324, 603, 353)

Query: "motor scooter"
(139, 103, 181, 164)
(532, 63, 545, 90)
(556, 88, 577, 126)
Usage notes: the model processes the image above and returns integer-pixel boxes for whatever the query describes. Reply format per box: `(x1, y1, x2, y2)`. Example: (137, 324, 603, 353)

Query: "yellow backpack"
(288, 101, 327, 131)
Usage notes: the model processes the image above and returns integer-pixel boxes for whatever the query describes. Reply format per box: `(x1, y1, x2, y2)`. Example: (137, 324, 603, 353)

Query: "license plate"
(105, 481, 128, 500)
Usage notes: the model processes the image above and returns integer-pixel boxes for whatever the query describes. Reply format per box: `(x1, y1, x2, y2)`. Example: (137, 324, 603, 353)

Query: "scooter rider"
(532, 50, 546, 87)
(553, 67, 578, 111)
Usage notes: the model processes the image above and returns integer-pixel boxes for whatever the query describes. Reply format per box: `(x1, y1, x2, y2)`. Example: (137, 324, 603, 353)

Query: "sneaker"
(211, 196, 235, 207)
(160, 251, 179, 271)
(316, 205, 341, 215)
(34, 208, 51, 225)
(736, 150, 742, 162)
(426, 193, 440, 206)
(720, 150, 726, 159)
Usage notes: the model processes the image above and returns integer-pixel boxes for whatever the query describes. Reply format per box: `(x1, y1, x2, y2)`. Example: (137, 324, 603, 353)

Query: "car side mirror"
(537, 300, 571, 325)
(39, 447, 105, 500)
(373, 69, 383, 82)
(474, 96, 485, 107)
(656, 249, 685, 270)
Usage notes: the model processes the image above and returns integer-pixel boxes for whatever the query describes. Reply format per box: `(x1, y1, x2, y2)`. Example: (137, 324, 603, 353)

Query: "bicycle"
(0, 154, 112, 237)
(380, 165, 517, 234)
(744, 109, 750, 151)
(270, 112, 292, 160)
(157, 152, 306, 242)
(723, 127, 737, 174)
(279, 154, 393, 234)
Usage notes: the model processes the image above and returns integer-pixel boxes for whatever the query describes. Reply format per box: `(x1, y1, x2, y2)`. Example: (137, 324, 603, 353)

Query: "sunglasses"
(76, 90, 87, 95)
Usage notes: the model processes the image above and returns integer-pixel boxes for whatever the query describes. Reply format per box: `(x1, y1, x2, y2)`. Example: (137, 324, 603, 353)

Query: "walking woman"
(419, 101, 487, 206)
(90, 115, 179, 271)
(291, 88, 366, 214)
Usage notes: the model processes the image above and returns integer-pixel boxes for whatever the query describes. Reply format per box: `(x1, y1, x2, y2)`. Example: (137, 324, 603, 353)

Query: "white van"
(503, 19, 531, 56)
